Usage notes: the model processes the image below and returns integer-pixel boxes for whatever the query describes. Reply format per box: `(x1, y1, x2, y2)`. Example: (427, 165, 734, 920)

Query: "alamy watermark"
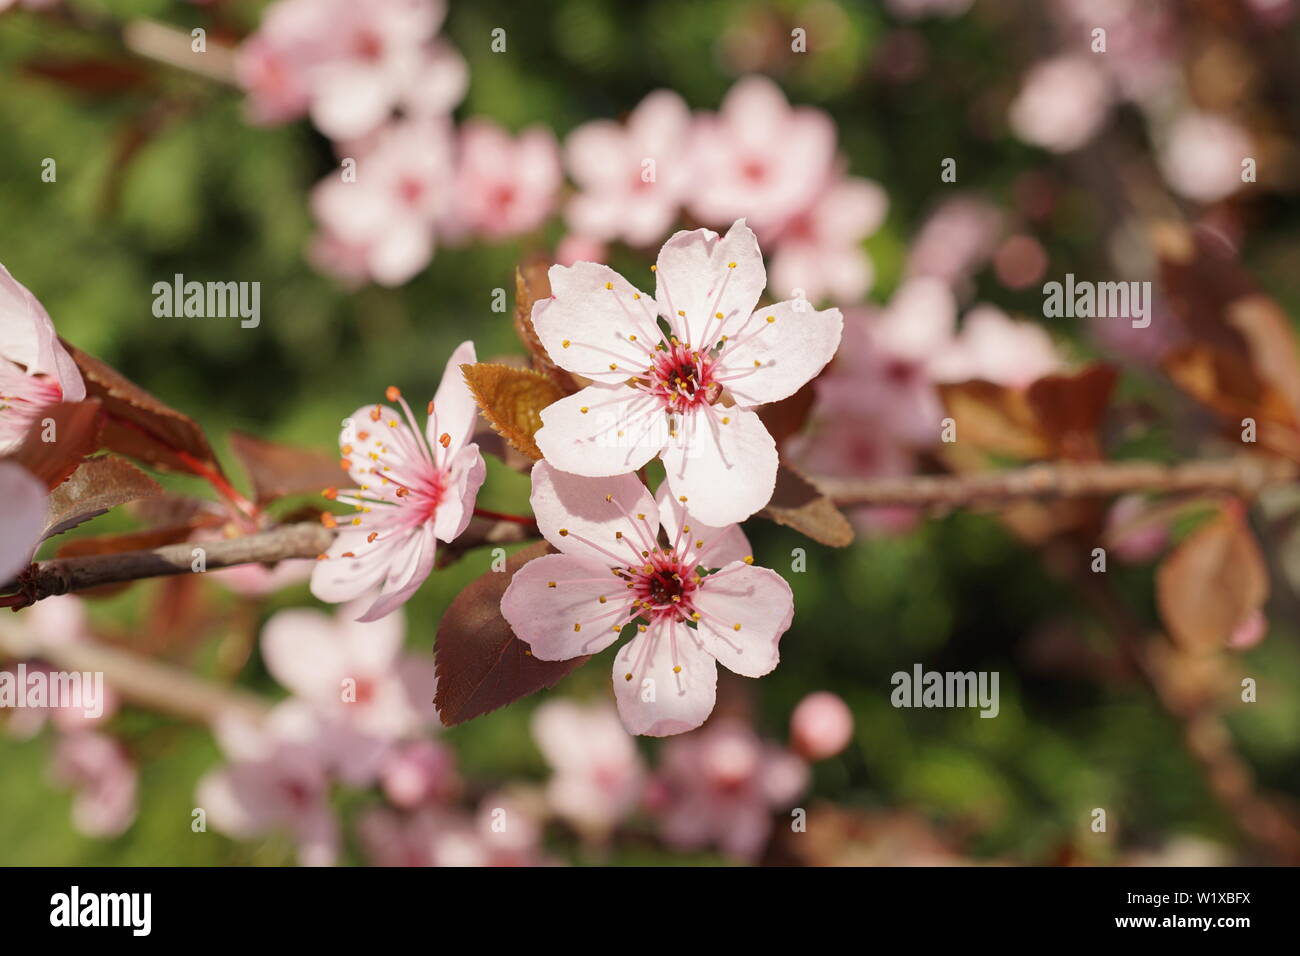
(1042, 273, 1151, 328)
(0, 664, 106, 719)
(890, 664, 999, 718)
(152, 274, 260, 328)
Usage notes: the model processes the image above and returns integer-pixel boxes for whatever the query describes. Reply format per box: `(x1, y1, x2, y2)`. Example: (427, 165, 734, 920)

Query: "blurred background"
(1, 0, 1299, 866)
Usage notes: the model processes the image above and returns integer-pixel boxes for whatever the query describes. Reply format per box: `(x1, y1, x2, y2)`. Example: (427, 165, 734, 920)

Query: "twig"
(817, 457, 1297, 509)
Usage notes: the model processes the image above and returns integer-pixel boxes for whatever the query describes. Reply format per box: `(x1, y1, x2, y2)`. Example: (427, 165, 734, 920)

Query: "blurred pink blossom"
(450, 120, 562, 240)
(531, 699, 646, 835)
(555, 234, 608, 266)
(1009, 56, 1112, 153)
(790, 691, 854, 761)
(310, 118, 456, 287)
(885, 0, 974, 18)
(1229, 609, 1268, 650)
(1104, 495, 1170, 564)
(259, 601, 439, 781)
(0, 262, 86, 454)
(931, 305, 1063, 387)
(380, 738, 459, 808)
(905, 195, 1003, 290)
(49, 731, 137, 838)
(765, 176, 888, 306)
(502, 463, 793, 737)
(564, 90, 694, 247)
(198, 701, 340, 866)
(237, 0, 466, 141)
(1158, 112, 1252, 204)
(651, 718, 808, 861)
(359, 794, 553, 866)
(311, 341, 485, 621)
(688, 76, 837, 232)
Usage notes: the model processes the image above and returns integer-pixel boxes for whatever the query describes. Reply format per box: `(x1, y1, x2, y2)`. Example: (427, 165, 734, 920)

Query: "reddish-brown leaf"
(434, 541, 591, 726)
(760, 463, 855, 548)
(1025, 363, 1117, 460)
(7, 400, 104, 490)
(756, 379, 816, 448)
(22, 59, 153, 96)
(937, 380, 1049, 459)
(63, 342, 226, 479)
(55, 523, 201, 559)
(515, 261, 581, 396)
(461, 362, 565, 462)
(229, 431, 339, 505)
(1156, 505, 1269, 654)
(43, 456, 163, 540)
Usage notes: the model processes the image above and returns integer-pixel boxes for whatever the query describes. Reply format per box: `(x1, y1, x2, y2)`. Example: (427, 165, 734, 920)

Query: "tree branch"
(817, 456, 1298, 509)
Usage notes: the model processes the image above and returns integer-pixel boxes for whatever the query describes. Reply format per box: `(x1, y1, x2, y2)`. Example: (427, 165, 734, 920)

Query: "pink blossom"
(259, 601, 439, 781)
(450, 120, 562, 240)
(209, 557, 314, 598)
(765, 175, 889, 305)
(359, 794, 553, 866)
(1104, 494, 1169, 564)
(237, 0, 467, 141)
(379, 738, 458, 808)
(0, 462, 45, 583)
(1158, 112, 1252, 204)
(311, 341, 486, 621)
(555, 234, 608, 267)
(790, 691, 854, 760)
(1009, 56, 1112, 153)
(310, 118, 456, 287)
(532, 220, 842, 524)
(49, 731, 137, 838)
(688, 76, 837, 232)
(564, 90, 694, 247)
(931, 305, 1062, 387)
(501, 462, 795, 737)
(905, 195, 1003, 289)
(531, 699, 645, 834)
(198, 701, 339, 866)
(652, 718, 808, 861)
(1229, 609, 1268, 650)
(885, 0, 974, 18)
(0, 262, 85, 454)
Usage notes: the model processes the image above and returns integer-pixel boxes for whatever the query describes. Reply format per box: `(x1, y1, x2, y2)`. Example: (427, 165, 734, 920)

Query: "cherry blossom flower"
(237, 0, 467, 141)
(379, 739, 459, 808)
(764, 175, 888, 306)
(0, 263, 85, 454)
(564, 90, 694, 247)
(532, 219, 842, 525)
(688, 76, 837, 232)
(1008, 56, 1112, 153)
(649, 718, 807, 861)
(1157, 112, 1252, 204)
(904, 195, 1003, 290)
(49, 731, 138, 838)
(555, 234, 608, 267)
(197, 701, 340, 866)
(259, 602, 439, 783)
(931, 305, 1062, 387)
(0, 462, 45, 583)
(450, 120, 562, 241)
(790, 691, 854, 761)
(531, 699, 646, 835)
(311, 341, 485, 622)
(359, 793, 553, 866)
(310, 118, 456, 287)
(501, 462, 795, 736)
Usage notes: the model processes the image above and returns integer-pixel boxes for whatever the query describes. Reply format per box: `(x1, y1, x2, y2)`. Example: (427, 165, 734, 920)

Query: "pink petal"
(529, 460, 658, 564)
(0, 462, 46, 583)
(534, 385, 666, 477)
(653, 483, 752, 568)
(261, 608, 353, 701)
(432, 442, 485, 543)
(310, 526, 391, 605)
(720, 300, 843, 406)
(612, 622, 718, 736)
(337, 602, 407, 673)
(533, 262, 657, 384)
(357, 521, 436, 622)
(428, 340, 479, 455)
(500, 552, 628, 661)
(692, 564, 793, 677)
(660, 406, 777, 526)
(655, 220, 766, 347)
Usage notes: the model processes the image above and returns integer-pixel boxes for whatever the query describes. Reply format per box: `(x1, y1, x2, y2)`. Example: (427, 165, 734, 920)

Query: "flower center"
(645, 341, 721, 414)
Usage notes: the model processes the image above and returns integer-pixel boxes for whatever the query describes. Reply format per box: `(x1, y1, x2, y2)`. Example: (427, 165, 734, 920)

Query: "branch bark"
(817, 456, 1297, 508)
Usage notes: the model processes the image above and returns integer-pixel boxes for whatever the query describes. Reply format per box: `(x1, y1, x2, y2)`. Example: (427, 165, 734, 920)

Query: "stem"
(472, 507, 537, 528)
(817, 456, 1297, 508)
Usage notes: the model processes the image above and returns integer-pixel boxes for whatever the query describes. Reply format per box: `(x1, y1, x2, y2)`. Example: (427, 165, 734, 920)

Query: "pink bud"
(380, 740, 458, 809)
(1229, 609, 1267, 651)
(790, 691, 854, 761)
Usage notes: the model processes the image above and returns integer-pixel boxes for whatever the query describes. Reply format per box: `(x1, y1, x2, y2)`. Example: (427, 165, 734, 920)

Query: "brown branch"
(818, 456, 1298, 509)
